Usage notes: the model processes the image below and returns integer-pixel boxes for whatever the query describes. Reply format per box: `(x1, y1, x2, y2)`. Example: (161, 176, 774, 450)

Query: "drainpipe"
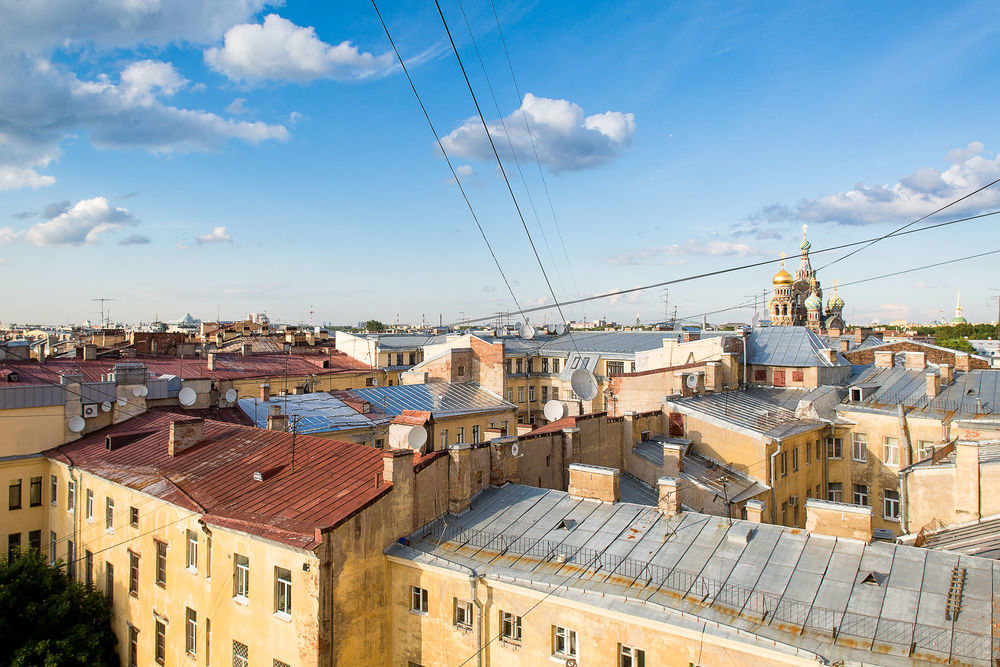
(742, 332, 749, 389)
(470, 570, 484, 667)
(768, 438, 781, 524)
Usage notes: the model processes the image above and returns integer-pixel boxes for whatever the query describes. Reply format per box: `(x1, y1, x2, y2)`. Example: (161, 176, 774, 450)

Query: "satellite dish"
(116, 397, 128, 407)
(511, 442, 521, 457)
(101, 401, 112, 412)
(543, 399, 567, 422)
(225, 388, 238, 403)
(751, 314, 760, 328)
(132, 385, 149, 397)
(406, 425, 427, 450)
(178, 387, 197, 406)
(570, 368, 599, 401)
(68, 416, 85, 433)
(554, 324, 566, 335)
(371, 377, 378, 386)
(518, 322, 535, 340)
(685, 374, 700, 389)
(673, 320, 682, 333)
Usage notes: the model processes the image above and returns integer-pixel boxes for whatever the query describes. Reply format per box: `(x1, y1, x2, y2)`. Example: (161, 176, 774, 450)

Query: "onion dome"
(828, 293, 845, 310)
(800, 237, 811, 251)
(805, 292, 822, 310)
(773, 266, 793, 285)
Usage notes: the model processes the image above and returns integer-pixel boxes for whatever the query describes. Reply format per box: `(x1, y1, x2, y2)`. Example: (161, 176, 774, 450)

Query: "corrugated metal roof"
(749, 327, 848, 367)
(667, 387, 828, 437)
(845, 367, 1000, 419)
(238, 392, 378, 434)
(346, 383, 514, 418)
(44, 412, 388, 550)
(920, 515, 1000, 559)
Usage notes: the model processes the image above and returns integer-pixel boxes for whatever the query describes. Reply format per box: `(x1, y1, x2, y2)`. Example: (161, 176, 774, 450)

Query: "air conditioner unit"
(82, 404, 99, 419)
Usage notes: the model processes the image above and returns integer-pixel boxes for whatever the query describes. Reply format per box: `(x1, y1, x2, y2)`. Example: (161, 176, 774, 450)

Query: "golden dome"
(773, 266, 793, 285)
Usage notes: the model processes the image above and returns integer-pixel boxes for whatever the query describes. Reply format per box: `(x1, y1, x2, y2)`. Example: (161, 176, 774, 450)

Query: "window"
(502, 421, 508, 436)
(852, 433, 868, 462)
(854, 484, 869, 506)
(66, 540, 74, 579)
(233, 641, 249, 667)
(186, 530, 198, 571)
(918, 440, 935, 460)
(552, 387, 559, 400)
(815, 440, 821, 461)
(408, 352, 416, 365)
(528, 386, 535, 402)
(505, 388, 513, 402)
(8, 533, 21, 561)
(130, 506, 138, 528)
(884, 489, 900, 520)
(85, 550, 93, 586)
(206, 535, 212, 580)
(234, 554, 249, 600)
(105, 498, 115, 531)
(457, 427, 465, 444)
(779, 451, 787, 477)
(472, 425, 480, 442)
(105, 562, 114, 604)
(50, 475, 57, 506)
(275, 567, 292, 617)
(781, 501, 787, 525)
(505, 360, 512, 375)
(49, 531, 56, 565)
(552, 359, 560, 373)
(206, 619, 211, 666)
(500, 611, 522, 643)
(396, 353, 403, 366)
(129, 551, 139, 596)
(619, 644, 646, 667)
(791, 447, 799, 472)
(8, 479, 21, 510)
(827, 482, 843, 502)
(541, 386, 548, 402)
(85, 489, 93, 520)
(526, 359, 533, 373)
(410, 585, 428, 614)
(542, 358, 549, 373)
(883, 437, 900, 466)
(155, 540, 167, 587)
(155, 619, 166, 664)
(806, 441, 811, 464)
(826, 437, 843, 459)
(454, 598, 473, 628)
(515, 359, 523, 373)
(67, 480, 75, 513)
(517, 387, 524, 403)
(552, 625, 577, 658)
(128, 625, 139, 667)
(28, 530, 40, 552)
(274, 661, 291, 667)
(29, 477, 41, 507)
(185, 607, 197, 655)
(607, 361, 625, 375)
(440, 430, 448, 448)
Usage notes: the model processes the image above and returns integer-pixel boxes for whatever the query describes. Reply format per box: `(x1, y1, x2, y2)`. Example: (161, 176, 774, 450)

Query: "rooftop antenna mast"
(309, 305, 314, 328)
(92, 297, 114, 328)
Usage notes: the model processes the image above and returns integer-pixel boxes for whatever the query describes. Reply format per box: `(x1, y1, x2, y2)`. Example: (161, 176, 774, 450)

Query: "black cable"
(433, 0, 581, 355)
(817, 176, 1000, 271)
(452, 208, 1000, 326)
(369, 0, 527, 323)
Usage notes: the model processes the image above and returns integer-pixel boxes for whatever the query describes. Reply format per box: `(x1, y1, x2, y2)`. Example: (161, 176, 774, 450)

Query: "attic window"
(859, 571, 887, 587)
(556, 519, 576, 531)
(850, 387, 862, 402)
(966, 388, 976, 396)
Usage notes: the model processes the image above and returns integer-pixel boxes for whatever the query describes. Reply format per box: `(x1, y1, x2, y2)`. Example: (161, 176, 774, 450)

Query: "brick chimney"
(657, 476, 681, 517)
(955, 352, 971, 372)
(567, 464, 620, 502)
(904, 351, 926, 370)
(260, 383, 270, 402)
(744, 499, 765, 523)
(83, 344, 97, 361)
(662, 442, 684, 477)
(704, 361, 722, 391)
(169, 418, 204, 456)
(841, 339, 850, 353)
(804, 498, 872, 542)
(939, 363, 953, 385)
(241, 342, 252, 356)
(926, 371, 941, 398)
(874, 350, 894, 368)
(267, 411, 289, 431)
(207, 352, 217, 371)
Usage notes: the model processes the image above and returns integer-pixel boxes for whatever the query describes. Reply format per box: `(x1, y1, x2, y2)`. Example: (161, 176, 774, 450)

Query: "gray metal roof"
(843, 367, 1000, 419)
(919, 515, 1000, 560)
(667, 388, 829, 438)
(348, 382, 514, 418)
(237, 393, 377, 434)
(749, 327, 848, 367)
(392, 484, 999, 666)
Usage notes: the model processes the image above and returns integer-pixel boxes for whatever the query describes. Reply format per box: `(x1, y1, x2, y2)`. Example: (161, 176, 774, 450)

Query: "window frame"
(29, 477, 41, 507)
(826, 437, 843, 459)
(106, 562, 114, 604)
(853, 483, 869, 506)
(185, 607, 197, 656)
(154, 619, 166, 665)
(186, 530, 198, 572)
(8, 478, 21, 510)
(275, 566, 292, 617)
(410, 585, 428, 614)
(884, 489, 901, 520)
(154, 539, 167, 587)
(67, 480, 75, 513)
(883, 436, 900, 466)
(234, 554, 250, 601)
(233, 640, 249, 667)
(85, 489, 94, 520)
(105, 498, 115, 532)
(454, 598, 473, 629)
(827, 482, 843, 502)
(552, 625, 577, 658)
(852, 433, 868, 462)
(50, 475, 57, 507)
(619, 644, 646, 667)
(500, 610, 522, 644)
(129, 551, 140, 597)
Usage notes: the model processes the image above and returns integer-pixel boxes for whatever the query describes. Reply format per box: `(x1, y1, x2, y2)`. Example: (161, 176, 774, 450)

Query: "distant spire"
(956, 289, 963, 318)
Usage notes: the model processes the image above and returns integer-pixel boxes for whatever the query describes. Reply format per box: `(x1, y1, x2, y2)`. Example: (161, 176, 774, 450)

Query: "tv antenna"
(92, 297, 114, 327)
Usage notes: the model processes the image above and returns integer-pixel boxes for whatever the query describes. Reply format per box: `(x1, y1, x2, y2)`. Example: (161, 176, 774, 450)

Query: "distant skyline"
(3, 1, 1000, 326)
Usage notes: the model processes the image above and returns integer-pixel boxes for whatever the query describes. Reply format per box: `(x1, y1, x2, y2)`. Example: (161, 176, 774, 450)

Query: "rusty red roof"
(523, 416, 577, 436)
(45, 411, 389, 550)
(2, 351, 372, 385)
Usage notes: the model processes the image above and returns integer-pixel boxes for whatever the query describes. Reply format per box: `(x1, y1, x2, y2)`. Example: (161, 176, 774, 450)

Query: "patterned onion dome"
(800, 237, 812, 251)
(804, 292, 822, 310)
(828, 293, 845, 310)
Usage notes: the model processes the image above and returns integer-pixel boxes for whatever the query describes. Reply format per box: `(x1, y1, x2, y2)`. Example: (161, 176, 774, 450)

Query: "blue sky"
(3, 1, 1000, 327)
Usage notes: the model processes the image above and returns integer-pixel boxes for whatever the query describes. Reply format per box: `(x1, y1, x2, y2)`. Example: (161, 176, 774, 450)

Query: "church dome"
(828, 293, 845, 310)
(773, 267, 793, 285)
(804, 293, 822, 310)
(800, 238, 811, 251)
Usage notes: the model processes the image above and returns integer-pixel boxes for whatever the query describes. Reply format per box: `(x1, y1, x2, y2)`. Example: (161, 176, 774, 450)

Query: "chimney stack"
(169, 418, 205, 457)
(567, 464, 620, 503)
(657, 477, 681, 518)
(662, 442, 684, 477)
(926, 371, 941, 398)
(267, 411, 289, 431)
(874, 350, 894, 368)
(841, 339, 850, 353)
(805, 498, 872, 542)
(744, 499, 765, 523)
(83, 344, 97, 361)
(939, 364, 953, 385)
(241, 342, 252, 357)
(820, 348, 837, 365)
(904, 351, 927, 370)
(207, 352, 217, 371)
(260, 383, 270, 402)
(955, 352, 971, 372)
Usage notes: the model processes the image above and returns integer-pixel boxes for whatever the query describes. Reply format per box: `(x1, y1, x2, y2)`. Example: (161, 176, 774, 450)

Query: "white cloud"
(227, 98, 249, 115)
(608, 239, 763, 265)
(196, 226, 232, 245)
(118, 234, 151, 246)
(205, 14, 395, 83)
(0, 228, 22, 244)
(748, 142, 1000, 226)
(118, 60, 188, 106)
(440, 93, 636, 172)
(26, 197, 136, 245)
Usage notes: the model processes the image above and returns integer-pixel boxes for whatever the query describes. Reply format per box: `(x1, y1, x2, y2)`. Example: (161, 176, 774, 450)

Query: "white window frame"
(85, 489, 94, 520)
(185, 607, 197, 655)
(454, 598, 473, 629)
(619, 644, 646, 667)
(50, 475, 57, 507)
(186, 530, 198, 572)
(852, 433, 868, 462)
(827, 482, 843, 503)
(552, 625, 577, 658)
(457, 427, 465, 444)
(500, 611, 522, 644)
(884, 489, 900, 520)
(826, 437, 843, 459)
(67, 480, 75, 513)
(234, 554, 250, 601)
(105, 498, 115, 532)
(918, 440, 935, 460)
(275, 567, 292, 617)
(517, 387, 524, 403)
(528, 386, 536, 402)
(854, 484, 869, 506)
(410, 585, 428, 614)
(883, 437, 900, 466)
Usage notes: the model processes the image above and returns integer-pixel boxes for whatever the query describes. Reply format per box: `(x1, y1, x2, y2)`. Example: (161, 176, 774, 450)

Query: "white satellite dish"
(519, 322, 535, 340)
(685, 374, 700, 389)
(101, 401, 112, 412)
(511, 442, 521, 457)
(371, 377, 378, 386)
(68, 416, 85, 433)
(554, 323, 566, 335)
(132, 385, 149, 397)
(116, 397, 128, 407)
(406, 425, 427, 450)
(178, 387, 197, 406)
(571, 368, 599, 401)
(225, 388, 238, 403)
(543, 399, 567, 422)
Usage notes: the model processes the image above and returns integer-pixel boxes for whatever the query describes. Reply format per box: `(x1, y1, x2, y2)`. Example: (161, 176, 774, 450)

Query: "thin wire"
(369, 0, 527, 324)
(488, 0, 582, 310)
(433, 0, 581, 355)
(818, 176, 1000, 271)
(451, 208, 1000, 326)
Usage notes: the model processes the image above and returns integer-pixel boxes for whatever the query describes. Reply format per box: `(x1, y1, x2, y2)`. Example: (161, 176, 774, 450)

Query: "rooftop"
(918, 515, 1000, 560)
(391, 483, 999, 666)
(666, 387, 831, 439)
(749, 326, 849, 367)
(237, 392, 379, 434)
(635, 437, 769, 503)
(45, 412, 388, 550)
(844, 367, 1000, 419)
(342, 382, 515, 418)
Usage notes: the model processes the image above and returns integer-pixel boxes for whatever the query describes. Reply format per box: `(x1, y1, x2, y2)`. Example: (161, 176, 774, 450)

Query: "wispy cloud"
(196, 226, 232, 245)
(607, 239, 764, 265)
(118, 234, 151, 246)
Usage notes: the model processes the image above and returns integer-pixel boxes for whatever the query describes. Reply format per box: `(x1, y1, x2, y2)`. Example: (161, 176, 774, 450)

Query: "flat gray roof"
(348, 382, 514, 418)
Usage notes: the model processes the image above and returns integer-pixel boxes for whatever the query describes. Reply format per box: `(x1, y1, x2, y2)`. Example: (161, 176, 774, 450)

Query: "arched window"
(782, 304, 788, 316)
